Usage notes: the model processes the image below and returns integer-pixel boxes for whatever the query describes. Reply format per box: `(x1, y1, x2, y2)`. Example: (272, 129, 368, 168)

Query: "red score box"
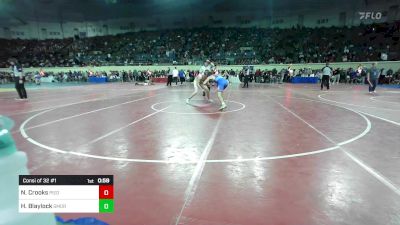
(99, 185, 114, 199)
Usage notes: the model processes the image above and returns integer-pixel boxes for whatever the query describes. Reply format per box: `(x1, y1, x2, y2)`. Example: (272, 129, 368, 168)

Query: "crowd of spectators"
(0, 22, 399, 67)
(241, 66, 400, 85)
(1, 65, 400, 85)
(0, 68, 199, 84)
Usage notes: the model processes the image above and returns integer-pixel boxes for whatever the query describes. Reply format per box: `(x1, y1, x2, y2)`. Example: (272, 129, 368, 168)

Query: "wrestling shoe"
(219, 103, 227, 111)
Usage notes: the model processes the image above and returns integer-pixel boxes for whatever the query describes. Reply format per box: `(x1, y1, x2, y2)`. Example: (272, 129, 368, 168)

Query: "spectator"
(331, 68, 340, 85)
(1, 22, 399, 67)
(243, 68, 250, 88)
(367, 62, 380, 93)
(178, 69, 185, 85)
(166, 67, 172, 86)
(172, 67, 179, 85)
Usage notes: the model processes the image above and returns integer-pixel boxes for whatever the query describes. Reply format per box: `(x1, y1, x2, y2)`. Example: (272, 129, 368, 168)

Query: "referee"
(10, 59, 27, 100)
(321, 62, 333, 90)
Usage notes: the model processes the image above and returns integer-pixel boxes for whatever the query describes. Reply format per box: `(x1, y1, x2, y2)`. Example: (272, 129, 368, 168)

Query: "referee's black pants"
(321, 75, 330, 90)
(167, 75, 173, 86)
(15, 77, 28, 99)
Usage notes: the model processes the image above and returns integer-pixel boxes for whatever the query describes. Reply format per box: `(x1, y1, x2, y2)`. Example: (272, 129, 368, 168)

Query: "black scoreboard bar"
(19, 175, 113, 185)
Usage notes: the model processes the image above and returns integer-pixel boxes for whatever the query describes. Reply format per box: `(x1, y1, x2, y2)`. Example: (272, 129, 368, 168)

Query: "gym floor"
(1, 82, 400, 225)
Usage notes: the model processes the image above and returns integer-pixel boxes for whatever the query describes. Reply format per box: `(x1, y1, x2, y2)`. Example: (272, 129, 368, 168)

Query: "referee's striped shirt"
(322, 66, 333, 76)
(12, 65, 23, 78)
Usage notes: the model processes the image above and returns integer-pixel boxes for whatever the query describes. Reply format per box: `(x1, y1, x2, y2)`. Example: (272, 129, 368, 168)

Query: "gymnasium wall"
(1, 61, 399, 74)
(1, 1, 398, 40)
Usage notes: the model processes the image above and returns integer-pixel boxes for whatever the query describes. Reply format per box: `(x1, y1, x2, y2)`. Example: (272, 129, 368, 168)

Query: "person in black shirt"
(10, 59, 27, 100)
(166, 67, 172, 86)
(242, 68, 250, 88)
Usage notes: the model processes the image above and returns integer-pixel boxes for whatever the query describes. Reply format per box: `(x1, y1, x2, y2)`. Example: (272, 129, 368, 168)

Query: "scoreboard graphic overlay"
(19, 175, 114, 213)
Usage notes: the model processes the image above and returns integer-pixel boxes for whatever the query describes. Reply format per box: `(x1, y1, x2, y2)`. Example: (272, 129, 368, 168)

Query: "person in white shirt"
(146, 69, 154, 85)
(172, 67, 179, 85)
(199, 60, 214, 96)
(287, 65, 294, 82)
(186, 60, 214, 104)
(321, 62, 333, 90)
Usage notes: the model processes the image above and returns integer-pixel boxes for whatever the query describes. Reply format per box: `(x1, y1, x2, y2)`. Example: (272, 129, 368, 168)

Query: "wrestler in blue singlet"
(214, 74, 228, 92)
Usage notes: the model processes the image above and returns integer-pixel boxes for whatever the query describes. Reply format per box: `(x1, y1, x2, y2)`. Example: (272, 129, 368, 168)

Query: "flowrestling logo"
(359, 12, 382, 20)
